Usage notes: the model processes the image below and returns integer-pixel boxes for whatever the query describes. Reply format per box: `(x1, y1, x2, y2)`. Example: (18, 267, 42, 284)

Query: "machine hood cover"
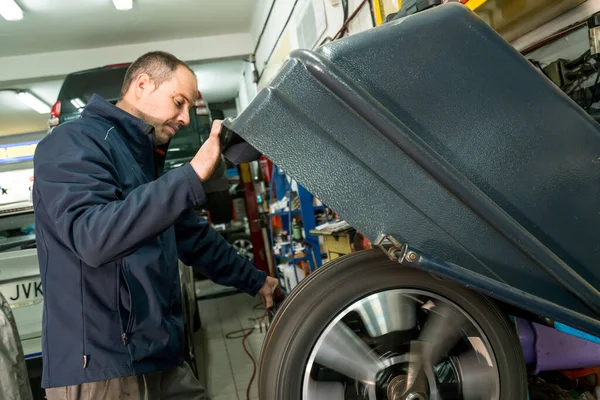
(225, 4, 600, 334)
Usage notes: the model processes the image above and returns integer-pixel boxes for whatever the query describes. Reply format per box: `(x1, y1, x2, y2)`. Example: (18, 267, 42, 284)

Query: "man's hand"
(258, 276, 282, 309)
(190, 120, 222, 182)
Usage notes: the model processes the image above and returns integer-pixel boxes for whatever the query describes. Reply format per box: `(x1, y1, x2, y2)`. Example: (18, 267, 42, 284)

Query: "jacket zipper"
(81, 260, 87, 369)
(118, 262, 135, 345)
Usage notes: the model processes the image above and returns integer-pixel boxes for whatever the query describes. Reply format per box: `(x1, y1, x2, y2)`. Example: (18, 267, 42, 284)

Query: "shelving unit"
(268, 165, 329, 294)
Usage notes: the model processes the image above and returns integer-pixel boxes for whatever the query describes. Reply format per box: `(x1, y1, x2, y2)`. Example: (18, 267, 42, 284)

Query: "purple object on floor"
(516, 318, 600, 373)
(516, 318, 536, 366)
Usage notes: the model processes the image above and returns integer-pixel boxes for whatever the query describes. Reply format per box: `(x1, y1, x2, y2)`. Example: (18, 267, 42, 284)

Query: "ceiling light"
(0, 0, 24, 21)
(112, 0, 133, 10)
(16, 92, 51, 114)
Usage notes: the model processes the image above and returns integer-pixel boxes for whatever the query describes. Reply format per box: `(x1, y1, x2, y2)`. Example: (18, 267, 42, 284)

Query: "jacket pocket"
(117, 261, 135, 345)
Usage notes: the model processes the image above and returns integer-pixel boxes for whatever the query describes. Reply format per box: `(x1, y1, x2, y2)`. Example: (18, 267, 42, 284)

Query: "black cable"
(340, 0, 349, 38)
(258, 0, 299, 81)
(367, 0, 377, 27)
(253, 0, 277, 56)
(586, 70, 600, 110)
(566, 49, 591, 69)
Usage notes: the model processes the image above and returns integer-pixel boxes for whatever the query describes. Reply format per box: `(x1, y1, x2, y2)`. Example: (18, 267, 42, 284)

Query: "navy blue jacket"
(32, 95, 267, 388)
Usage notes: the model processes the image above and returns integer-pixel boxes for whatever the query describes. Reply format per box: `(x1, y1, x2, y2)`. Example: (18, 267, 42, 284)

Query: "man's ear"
(134, 73, 153, 99)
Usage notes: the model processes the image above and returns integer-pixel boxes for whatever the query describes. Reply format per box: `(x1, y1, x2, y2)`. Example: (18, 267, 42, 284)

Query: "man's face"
(133, 66, 198, 145)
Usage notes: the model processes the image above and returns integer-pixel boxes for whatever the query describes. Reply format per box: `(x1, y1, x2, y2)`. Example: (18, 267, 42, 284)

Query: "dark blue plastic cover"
(224, 4, 600, 335)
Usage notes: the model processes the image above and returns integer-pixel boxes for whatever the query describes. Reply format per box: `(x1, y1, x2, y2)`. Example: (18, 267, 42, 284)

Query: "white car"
(0, 211, 41, 361)
(0, 168, 41, 362)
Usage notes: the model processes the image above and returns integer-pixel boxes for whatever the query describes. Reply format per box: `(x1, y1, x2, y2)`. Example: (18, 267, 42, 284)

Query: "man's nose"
(178, 111, 190, 126)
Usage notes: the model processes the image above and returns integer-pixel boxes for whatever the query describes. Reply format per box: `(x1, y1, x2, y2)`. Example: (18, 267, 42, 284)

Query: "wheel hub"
(386, 375, 428, 400)
(387, 376, 408, 399)
(405, 393, 427, 400)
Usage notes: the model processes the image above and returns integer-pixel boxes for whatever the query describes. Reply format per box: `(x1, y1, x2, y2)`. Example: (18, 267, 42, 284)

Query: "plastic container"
(283, 264, 306, 292)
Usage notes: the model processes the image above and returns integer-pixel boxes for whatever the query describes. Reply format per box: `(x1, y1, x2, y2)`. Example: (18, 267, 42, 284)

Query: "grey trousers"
(45, 362, 209, 400)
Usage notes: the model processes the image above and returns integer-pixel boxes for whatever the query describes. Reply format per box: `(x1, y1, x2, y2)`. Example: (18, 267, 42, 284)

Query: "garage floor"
(196, 285, 268, 400)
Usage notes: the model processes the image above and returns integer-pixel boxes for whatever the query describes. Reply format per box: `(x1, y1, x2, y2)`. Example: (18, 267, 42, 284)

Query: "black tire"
(181, 288, 199, 378)
(183, 329, 198, 378)
(258, 249, 527, 399)
(193, 306, 202, 333)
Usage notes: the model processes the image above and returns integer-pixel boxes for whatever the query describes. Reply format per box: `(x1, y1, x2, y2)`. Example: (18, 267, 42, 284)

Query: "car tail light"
(48, 100, 61, 129)
(195, 90, 209, 115)
(50, 100, 61, 117)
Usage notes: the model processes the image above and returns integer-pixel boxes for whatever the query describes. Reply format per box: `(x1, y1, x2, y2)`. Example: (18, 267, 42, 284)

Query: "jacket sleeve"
(33, 127, 206, 267)
(174, 209, 267, 296)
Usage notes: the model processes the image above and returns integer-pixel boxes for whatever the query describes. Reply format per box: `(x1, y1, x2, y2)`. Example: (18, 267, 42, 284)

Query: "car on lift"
(223, 4, 600, 399)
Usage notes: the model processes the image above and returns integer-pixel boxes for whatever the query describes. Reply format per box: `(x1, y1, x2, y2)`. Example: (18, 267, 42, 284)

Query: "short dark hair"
(120, 51, 196, 98)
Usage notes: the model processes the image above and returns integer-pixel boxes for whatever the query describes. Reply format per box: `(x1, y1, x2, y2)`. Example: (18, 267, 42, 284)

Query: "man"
(33, 51, 279, 399)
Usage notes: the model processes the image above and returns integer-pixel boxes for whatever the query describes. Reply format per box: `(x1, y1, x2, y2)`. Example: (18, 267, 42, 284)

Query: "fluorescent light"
(70, 98, 86, 110)
(0, 0, 24, 21)
(112, 0, 133, 10)
(16, 92, 51, 114)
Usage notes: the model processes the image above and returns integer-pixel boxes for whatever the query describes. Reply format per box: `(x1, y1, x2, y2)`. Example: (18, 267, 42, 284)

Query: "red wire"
(243, 309, 268, 400)
(333, 0, 370, 40)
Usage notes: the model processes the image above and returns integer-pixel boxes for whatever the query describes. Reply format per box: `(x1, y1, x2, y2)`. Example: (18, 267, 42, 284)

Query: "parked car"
(0, 167, 40, 363)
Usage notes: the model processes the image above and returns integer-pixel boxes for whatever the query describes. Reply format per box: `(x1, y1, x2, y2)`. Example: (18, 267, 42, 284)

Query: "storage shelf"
(270, 209, 301, 217)
(269, 165, 332, 294)
(274, 253, 328, 263)
(274, 254, 310, 262)
(270, 205, 325, 217)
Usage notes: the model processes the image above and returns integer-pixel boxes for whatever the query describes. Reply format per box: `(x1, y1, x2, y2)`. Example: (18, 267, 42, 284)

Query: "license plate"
(0, 278, 43, 309)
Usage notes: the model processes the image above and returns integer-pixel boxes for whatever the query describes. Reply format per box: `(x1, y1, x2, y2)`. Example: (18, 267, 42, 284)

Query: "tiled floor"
(197, 287, 269, 400)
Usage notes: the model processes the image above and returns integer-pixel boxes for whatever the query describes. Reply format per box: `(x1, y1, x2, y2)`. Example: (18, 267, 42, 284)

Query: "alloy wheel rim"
(233, 238, 254, 261)
(302, 289, 501, 400)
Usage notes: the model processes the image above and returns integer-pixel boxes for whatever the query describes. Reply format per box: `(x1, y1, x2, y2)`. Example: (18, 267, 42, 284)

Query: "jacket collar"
(81, 94, 167, 177)
(81, 94, 154, 144)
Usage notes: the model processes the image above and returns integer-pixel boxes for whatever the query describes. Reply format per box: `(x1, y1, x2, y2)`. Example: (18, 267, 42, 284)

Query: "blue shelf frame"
(268, 165, 329, 293)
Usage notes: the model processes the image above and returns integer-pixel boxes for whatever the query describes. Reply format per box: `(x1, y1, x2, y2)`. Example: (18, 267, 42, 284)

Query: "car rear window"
(59, 66, 128, 117)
